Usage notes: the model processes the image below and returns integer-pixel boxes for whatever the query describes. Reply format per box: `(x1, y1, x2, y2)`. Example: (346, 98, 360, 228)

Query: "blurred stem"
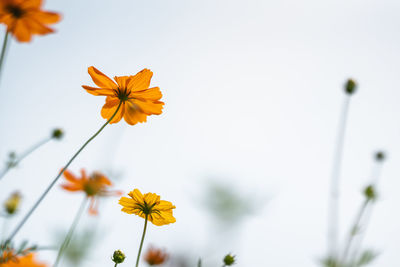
(0, 30, 10, 83)
(54, 197, 88, 267)
(6, 101, 122, 243)
(114, 264, 118, 267)
(135, 214, 148, 267)
(0, 136, 52, 181)
(328, 96, 351, 258)
(341, 199, 370, 265)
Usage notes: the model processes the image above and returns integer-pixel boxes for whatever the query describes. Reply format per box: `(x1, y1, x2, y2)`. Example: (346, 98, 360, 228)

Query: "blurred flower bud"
(52, 128, 64, 140)
(375, 151, 385, 162)
(112, 250, 126, 264)
(344, 79, 357, 95)
(363, 185, 376, 201)
(223, 254, 236, 266)
(4, 192, 22, 215)
(144, 246, 168, 265)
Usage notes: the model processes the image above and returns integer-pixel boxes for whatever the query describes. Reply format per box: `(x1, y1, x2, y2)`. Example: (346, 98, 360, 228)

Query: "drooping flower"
(144, 246, 168, 266)
(119, 189, 176, 226)
(61, 169, 121, 215)
(82, 67, 164, 125)
(1, 253, 47, 266)
(0, 0, 61, 42)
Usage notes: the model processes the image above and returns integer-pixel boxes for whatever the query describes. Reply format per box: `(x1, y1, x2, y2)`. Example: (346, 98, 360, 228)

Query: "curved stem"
(54, 197, 88, 267)
(0, 137, 52, 181)
(327, 96, 351, 258)
(0, 30, 10, 83)
(135, 214, 148, 267)
(6, 102, 122, 243)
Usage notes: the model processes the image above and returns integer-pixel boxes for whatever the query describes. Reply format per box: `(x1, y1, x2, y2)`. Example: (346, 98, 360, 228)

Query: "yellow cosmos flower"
(1, 253, 47, 266)
(0, 0, 61, 42)
(82, 66, 164, 125)
(119, 189, 176, 226)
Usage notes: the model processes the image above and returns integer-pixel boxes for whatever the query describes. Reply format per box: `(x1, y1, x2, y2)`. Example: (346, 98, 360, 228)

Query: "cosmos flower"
(1, 253, 47, 266)
(61, 169, 121, 215)
(3, 191, 22, 215)
(144, 246, 168, 266)
(119, 189, 175, 226)
(0, 0, 61, 42)
(82, 66, 164, 125)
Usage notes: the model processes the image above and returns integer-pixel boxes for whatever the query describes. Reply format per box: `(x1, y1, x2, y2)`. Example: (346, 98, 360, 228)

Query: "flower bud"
(52, 128, 64, 140)
(363, 185, 376, 200)
(112, 250, 126, 264)
(223, 254, 236, 266)
(344, 79, 357, 95)
(4, 192, 22, 215)
(375, 151, 385, 162)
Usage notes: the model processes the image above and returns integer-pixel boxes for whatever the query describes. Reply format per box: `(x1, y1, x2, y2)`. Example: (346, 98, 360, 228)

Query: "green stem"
(328, 96, 351, 258)
(6, 102, 122, 243)
(135, 214, 148, 267)
(0, 30, 9, 82)
(0, 137, 52, 181)
(340, 199, 370, 265)
(54, 197, 88, 267)
(114, 264, 118, 267)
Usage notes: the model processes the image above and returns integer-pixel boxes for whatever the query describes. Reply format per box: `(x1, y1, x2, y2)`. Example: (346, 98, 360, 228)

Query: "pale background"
(0, 0, 400, 266)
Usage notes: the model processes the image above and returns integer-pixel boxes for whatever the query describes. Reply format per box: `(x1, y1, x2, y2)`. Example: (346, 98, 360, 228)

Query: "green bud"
(364, 185, 376, 200)
(52, 128, 64, 140)
(223, 253, 236, 266)
(112, 250, 126, 264)
(375, 151, 385, 162)
(344, 79, 357, 95)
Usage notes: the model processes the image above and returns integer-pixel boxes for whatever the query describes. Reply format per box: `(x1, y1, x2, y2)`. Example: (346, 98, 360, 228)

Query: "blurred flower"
(112, 250, 126, 264)
(0, 0, 61, 42)
(1, 248, 17, 263)
(1, 253, 47, 266)
(144, 246, 168, 266)
(223, 254, 236, 266)
(119, 189, 176, 226)
(82, 66, 164, 125)
(4, 191, 21, 215)
(61, 169, 121, 215)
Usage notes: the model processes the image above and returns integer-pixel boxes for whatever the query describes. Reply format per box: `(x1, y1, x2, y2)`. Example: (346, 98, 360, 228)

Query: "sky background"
(0, 0, 400, 266)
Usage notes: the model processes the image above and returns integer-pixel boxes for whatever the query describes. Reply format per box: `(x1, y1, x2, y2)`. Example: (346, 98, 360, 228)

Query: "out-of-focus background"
(1, 0, 400, 266)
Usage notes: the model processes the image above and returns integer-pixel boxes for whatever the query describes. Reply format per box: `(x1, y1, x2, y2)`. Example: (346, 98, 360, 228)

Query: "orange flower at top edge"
(82, 66, 164, 125)
(1, 253, 47, 267)
(61, 169, 122, 215)
(0, 0, 61, 42)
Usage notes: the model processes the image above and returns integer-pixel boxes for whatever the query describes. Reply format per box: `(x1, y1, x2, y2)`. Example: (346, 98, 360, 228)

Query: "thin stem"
(54, 197, 88, 267)
(327, 96, 351, 258)
(340, 199, 370, 265)
(135, 214, 148, 267)
(6, 102, 122, 243)
(0, 137, 52, 181)
(114, 264, 118, 267)
(0, 30, 10, 83)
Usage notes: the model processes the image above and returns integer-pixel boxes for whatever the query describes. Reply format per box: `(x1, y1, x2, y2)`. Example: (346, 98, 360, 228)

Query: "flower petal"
(82, 85, 115, 97)
(30, 10, 61, 24)
(101, 98, 124, 124)
(88, 66, 118, 89)
(13, 19, 32, 42)
(130, 87, 162, 101)
(127, 69, 153, 92)
(128, 189, 144, 203)
(123, 100, 148, 125)
(131, 99, 164, 116)
(114, 76, 131, 89)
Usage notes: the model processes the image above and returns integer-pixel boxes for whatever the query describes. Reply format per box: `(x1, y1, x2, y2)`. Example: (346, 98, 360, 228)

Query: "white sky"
(0, 0, 400, 266)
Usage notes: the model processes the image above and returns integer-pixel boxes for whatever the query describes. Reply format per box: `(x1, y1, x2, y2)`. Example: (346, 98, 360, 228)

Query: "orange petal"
(12, 19, 32, 42)
(123, 100, 148, 125)
(82, 85, 115, 97)
(24, 17, 54, 35)
(101, 98, 124, 124)
(130, 87, 162, 101)
(114, 76, 131, 89)
(88, 66, 118, 90)
(131, 99, 164, 115)
(31, 10, 61, 24)
(61, 184, 83, 192)
(21, 0, 42, 9)
(63, 169, 80, 183)
(127, 69, 153, 92)
(88, 198, 98, 215)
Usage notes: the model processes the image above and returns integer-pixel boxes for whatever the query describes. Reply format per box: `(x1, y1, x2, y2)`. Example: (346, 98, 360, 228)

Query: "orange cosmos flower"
(0, 0, 61, 42)
(1, 253, 47, 266)
(82, 66, 164, 125)
(61, 169, 121, 215)
(144, 246, 168, 266)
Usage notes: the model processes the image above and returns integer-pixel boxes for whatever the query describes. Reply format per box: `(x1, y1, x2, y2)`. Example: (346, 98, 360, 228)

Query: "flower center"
(115, 88, 131, 102)
(6, 5, 25, 18)
(136, 200, 158, 215)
